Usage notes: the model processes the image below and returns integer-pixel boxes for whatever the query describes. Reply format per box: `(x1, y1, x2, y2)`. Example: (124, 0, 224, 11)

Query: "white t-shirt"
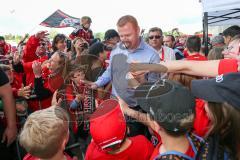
(158, 46, 176, 61)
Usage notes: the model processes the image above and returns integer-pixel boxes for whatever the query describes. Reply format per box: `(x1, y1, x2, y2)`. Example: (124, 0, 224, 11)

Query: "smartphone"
(66, 39, 72, 51)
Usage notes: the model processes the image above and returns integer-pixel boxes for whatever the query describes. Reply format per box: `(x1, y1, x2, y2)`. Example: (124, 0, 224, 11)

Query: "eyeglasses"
(148, 35, 162, 40)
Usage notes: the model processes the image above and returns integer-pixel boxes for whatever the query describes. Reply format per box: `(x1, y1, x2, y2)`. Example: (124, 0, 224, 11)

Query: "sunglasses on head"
(149, 35, 161, 40)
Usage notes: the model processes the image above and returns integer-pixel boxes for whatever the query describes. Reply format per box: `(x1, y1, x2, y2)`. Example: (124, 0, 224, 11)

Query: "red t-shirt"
(186, 53, 207, 61)
(218, 59, 238, 75)
(85, 135, 154, 160)
(150, 138, 195, 160)
(23, 153, 72, 160)
(193, 99, 210, 137)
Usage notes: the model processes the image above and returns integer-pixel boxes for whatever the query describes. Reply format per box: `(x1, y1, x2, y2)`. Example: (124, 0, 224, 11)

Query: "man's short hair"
(117, 15, 138, 28)
(166, 35, 175, 42)
(19, 106, 69, 159)
(186, 36, 201, 53)
(223, 25, 240, 38)
(148, 27, 163, 36)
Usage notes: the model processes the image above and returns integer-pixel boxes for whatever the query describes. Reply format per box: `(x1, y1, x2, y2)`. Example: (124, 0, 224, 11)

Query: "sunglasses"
(40, 42, 46, 46)
(149, 35, 162, 40)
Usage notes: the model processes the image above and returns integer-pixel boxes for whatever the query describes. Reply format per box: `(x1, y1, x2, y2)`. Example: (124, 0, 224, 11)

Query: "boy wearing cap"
(134, 80, 205, 159)
(85, 99, 154, 160)
(19, 106, 73, 160)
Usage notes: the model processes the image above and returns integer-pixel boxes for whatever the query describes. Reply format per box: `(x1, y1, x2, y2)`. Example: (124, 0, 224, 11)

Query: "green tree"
(94, 32, 104, 40)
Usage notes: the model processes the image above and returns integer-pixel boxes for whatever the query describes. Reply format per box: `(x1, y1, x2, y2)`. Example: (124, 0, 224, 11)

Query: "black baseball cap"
(135, 80, 195, 133)
(191, 72, 240, 110)
(104, 29, 119, 41)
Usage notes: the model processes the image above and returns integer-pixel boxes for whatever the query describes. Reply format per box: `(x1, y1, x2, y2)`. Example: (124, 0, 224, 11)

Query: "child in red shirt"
(85, 99, 154, 160)
(19, 106, 73, 160)
(185, 36, 207, 61)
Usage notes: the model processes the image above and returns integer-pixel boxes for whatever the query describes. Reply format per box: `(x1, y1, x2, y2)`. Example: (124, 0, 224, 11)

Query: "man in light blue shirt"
(92, 15, 160, 108)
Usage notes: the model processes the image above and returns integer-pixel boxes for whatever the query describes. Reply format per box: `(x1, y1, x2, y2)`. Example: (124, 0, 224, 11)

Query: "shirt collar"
(128, 37, 145, 53)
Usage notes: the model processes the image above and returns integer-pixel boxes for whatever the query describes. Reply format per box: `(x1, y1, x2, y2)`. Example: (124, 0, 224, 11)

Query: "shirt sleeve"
(95, 52, 114, 87)
(147, 52, 161, 82)
(218, 59, 238, 75)
(0, 69, 9, 86)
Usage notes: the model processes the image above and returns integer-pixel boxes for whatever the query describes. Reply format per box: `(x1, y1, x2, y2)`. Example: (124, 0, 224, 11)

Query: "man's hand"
(2, 124, 17, 146)
(117, 96, 131, 114)
(35, 31, 49, 40)
(32, 61, 42, 77)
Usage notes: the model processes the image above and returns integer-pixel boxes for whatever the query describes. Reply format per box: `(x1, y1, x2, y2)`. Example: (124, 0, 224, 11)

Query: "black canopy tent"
(202, 0, 240, 54)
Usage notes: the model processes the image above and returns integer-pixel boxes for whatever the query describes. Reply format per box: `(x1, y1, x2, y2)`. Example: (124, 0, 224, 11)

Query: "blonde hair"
(19, 106, 69, 159)
(117, 15, 139, 28)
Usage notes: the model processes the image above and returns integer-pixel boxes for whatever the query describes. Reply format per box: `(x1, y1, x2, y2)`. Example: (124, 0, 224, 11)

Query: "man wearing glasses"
(148, 27, 176, 61)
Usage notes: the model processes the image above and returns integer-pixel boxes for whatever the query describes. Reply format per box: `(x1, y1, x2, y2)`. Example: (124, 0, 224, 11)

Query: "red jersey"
(85, 135, 154, 160)
(69, 27, 94, 43)
(193, 99, 210, 137)
(23, 35, 40, 63)
(218, 59, 238, 75)
(186, 53, 207, 61)
(23, 153, 72, 160)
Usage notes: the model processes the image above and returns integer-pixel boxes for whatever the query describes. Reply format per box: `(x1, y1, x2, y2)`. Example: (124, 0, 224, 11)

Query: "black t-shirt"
(0, 69, 9, 86)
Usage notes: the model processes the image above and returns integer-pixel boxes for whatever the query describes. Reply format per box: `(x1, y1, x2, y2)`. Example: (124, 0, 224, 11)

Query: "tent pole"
(203, 12, 209, 55)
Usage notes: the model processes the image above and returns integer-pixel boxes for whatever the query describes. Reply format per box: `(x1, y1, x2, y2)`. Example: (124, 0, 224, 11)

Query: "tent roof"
(202, 0, 240, 26)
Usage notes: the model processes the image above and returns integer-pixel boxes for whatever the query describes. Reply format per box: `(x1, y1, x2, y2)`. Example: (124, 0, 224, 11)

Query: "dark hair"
(52, 34, 66, 52)
(207, 102, 240, 157)
(166, 35, 175, 42)
(148, 27, 163, 36)
(222, 25, 240, 38)
(88, 42, 105, 57)
(117, 15, 138, 29)
(207, 47, 224, 60)
(186, 36, 201, 53)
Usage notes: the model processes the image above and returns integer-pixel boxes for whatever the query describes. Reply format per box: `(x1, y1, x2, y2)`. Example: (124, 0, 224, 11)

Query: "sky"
(0, 0, 203, 36)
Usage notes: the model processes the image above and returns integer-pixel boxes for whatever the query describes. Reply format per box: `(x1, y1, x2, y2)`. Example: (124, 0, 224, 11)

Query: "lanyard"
(160, 47, 164, 61)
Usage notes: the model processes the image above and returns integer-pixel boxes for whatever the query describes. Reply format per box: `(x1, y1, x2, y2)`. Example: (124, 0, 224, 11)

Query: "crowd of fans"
(0, 15, 240, 160)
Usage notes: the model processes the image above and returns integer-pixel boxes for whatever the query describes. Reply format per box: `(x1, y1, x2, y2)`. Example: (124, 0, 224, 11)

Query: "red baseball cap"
(90, 99, 126, 150)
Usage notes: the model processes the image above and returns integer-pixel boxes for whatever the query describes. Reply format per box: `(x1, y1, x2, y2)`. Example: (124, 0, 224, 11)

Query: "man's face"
(36, 41, 47, 57)
(117, 22, 140, 50)
(148, 31, 163, 50)
(163, 36, 174, 48)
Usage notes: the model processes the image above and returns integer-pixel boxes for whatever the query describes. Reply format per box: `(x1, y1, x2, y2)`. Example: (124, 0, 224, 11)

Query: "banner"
(40, 10, 80, 28)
